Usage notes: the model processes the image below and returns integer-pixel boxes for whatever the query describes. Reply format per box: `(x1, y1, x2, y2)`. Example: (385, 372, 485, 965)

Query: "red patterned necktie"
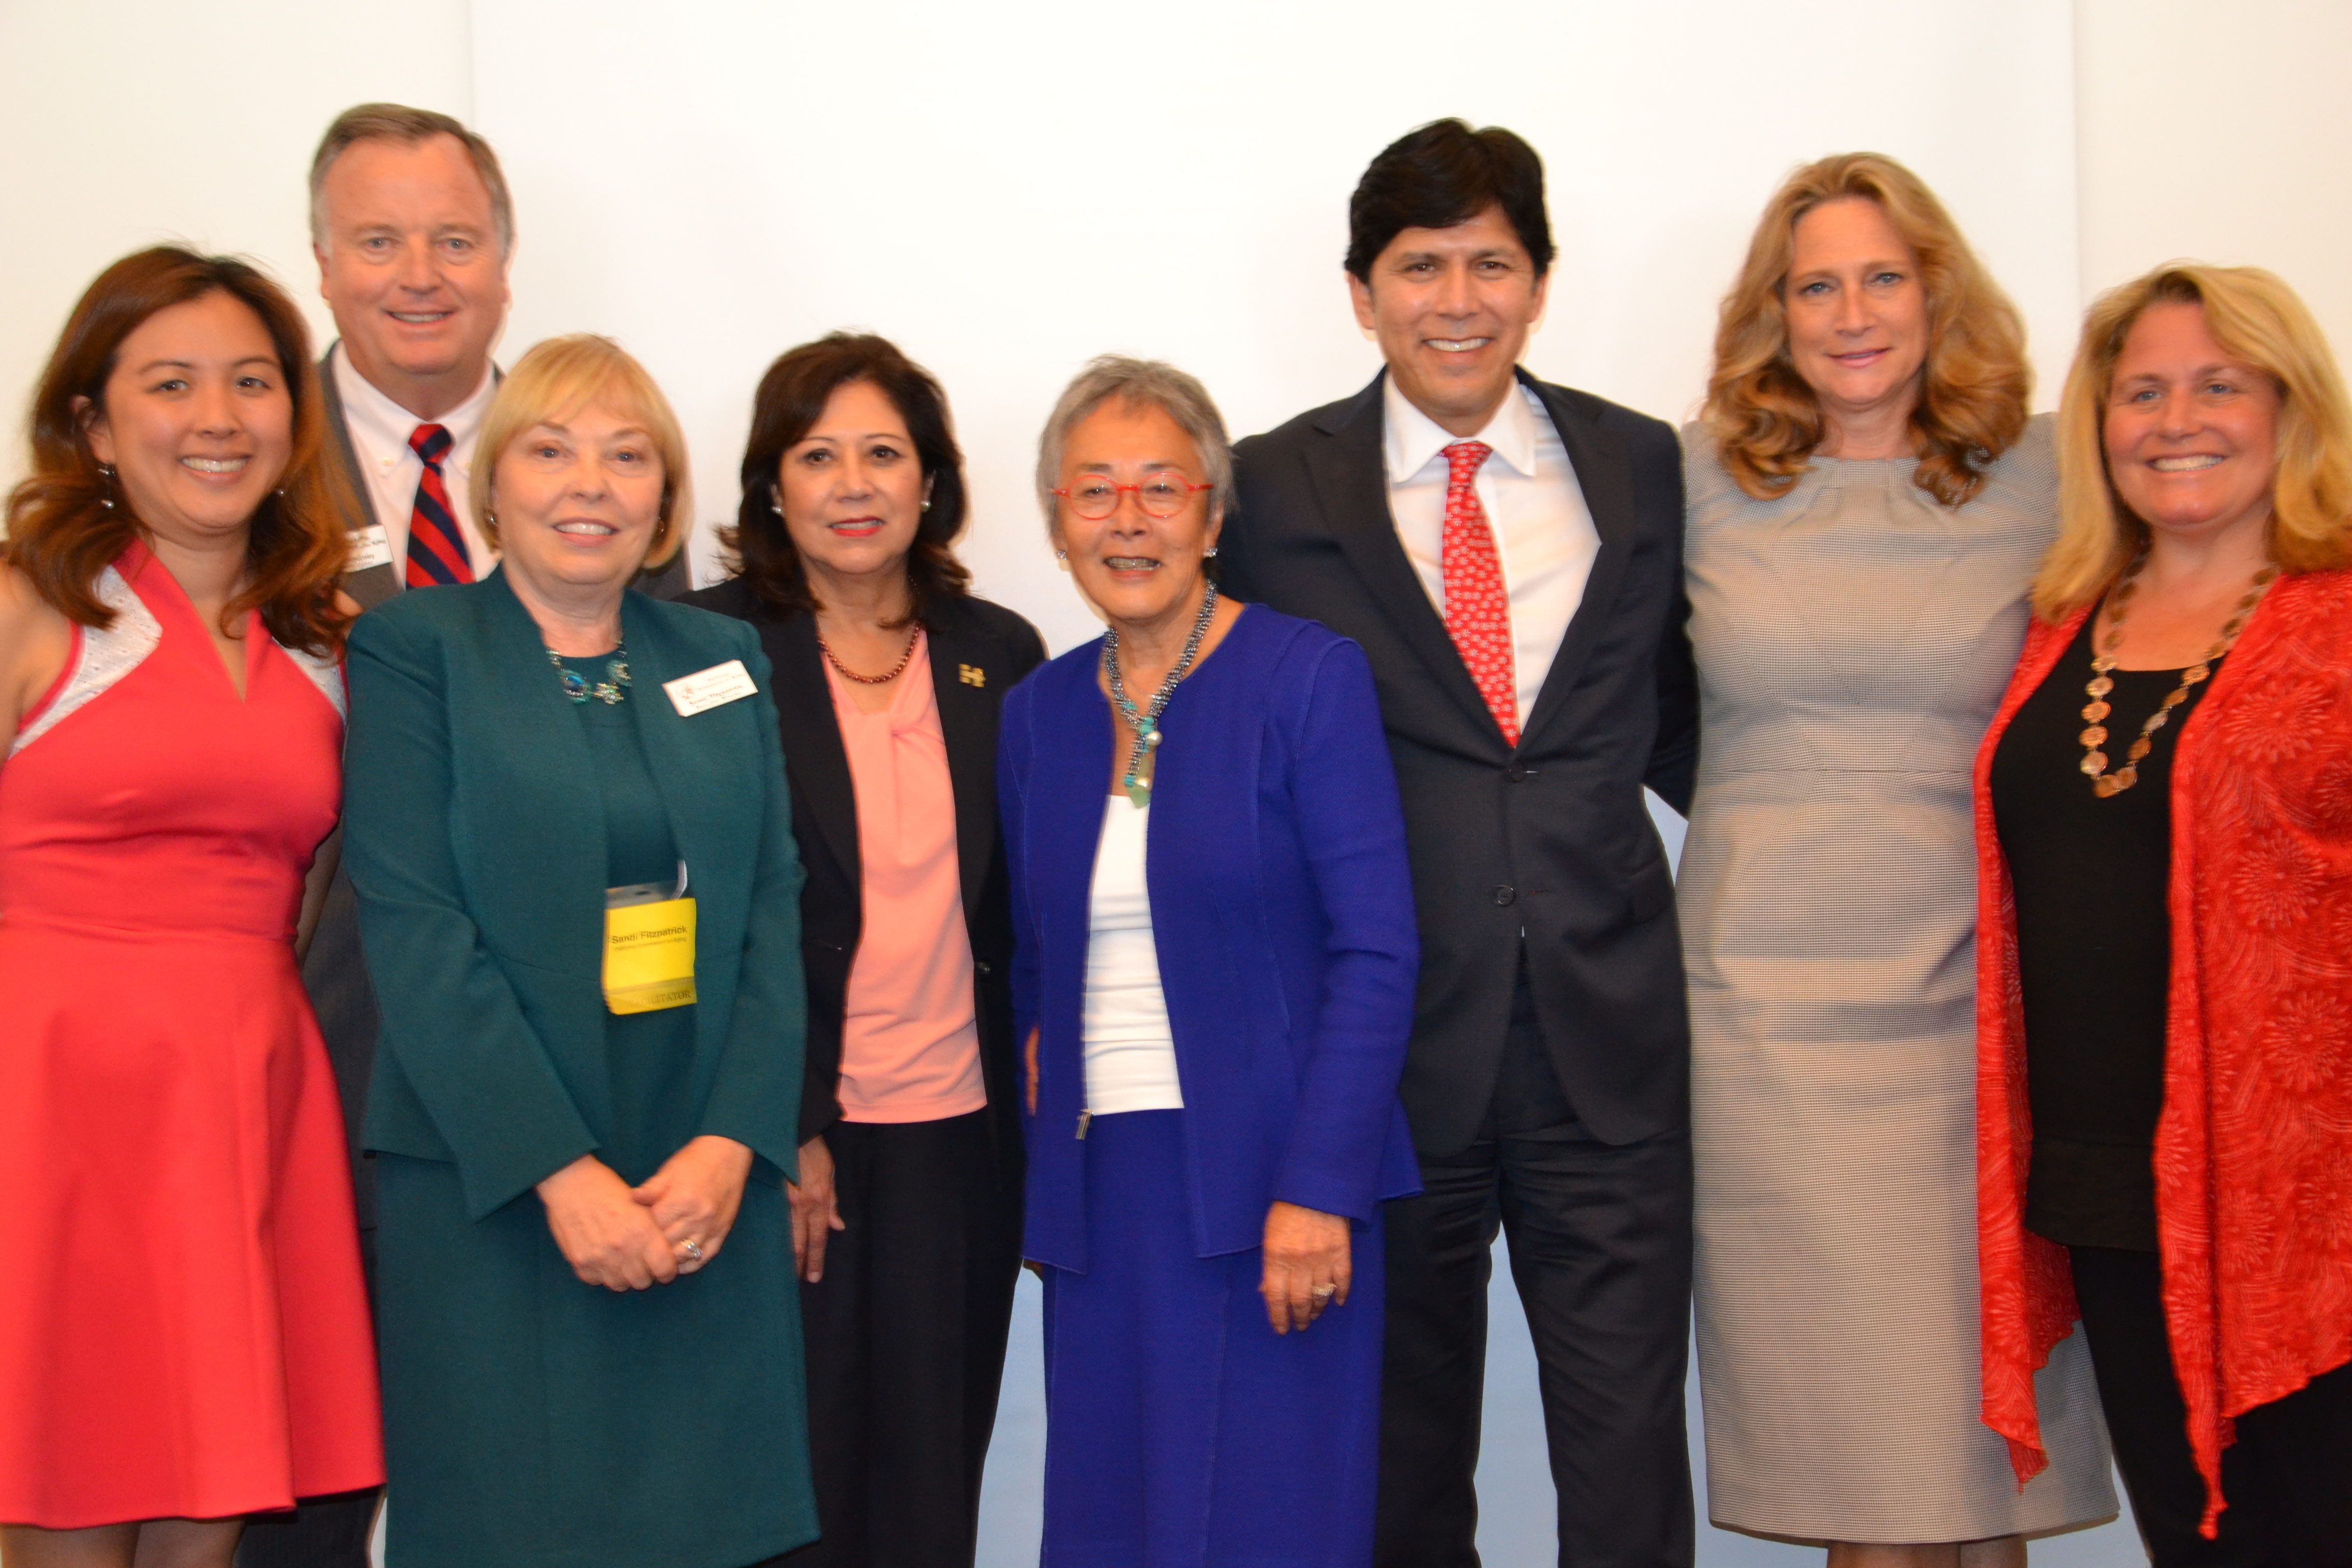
(1441, 440, 1518, 746)
(404, 423, 474, 587)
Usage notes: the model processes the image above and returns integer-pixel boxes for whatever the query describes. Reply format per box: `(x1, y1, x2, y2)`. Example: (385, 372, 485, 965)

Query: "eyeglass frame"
(1049, 470, 1215, 520)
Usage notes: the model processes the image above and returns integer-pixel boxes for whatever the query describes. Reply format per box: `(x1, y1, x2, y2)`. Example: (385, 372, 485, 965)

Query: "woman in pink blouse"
(682, 335, 1045, 1567)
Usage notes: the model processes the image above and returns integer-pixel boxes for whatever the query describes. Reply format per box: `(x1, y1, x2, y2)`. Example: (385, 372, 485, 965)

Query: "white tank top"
(1080, 797, 1184, 1113)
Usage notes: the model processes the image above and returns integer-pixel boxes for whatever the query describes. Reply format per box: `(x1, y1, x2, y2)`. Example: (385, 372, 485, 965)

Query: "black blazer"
(679, 579, 1046, 1162)
(303, 346, 694, 1233)
(1223, 369, 1698, 1154)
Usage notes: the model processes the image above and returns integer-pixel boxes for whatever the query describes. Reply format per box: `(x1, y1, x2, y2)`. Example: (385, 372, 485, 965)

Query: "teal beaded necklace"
(550, 642, 630, 705)
(1101, 583, 1217, 809)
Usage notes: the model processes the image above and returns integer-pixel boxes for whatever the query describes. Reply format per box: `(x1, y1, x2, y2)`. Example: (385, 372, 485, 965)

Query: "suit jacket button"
(1492, 885, 1516, 907)
(1504, 762, 1528, 783)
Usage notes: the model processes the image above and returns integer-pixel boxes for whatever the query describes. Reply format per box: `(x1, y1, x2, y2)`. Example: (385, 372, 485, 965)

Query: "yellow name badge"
(604, 896, 698, 1014)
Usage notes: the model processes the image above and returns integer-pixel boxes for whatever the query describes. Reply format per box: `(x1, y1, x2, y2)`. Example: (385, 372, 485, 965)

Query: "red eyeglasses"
(1051, 471, 1213, 520)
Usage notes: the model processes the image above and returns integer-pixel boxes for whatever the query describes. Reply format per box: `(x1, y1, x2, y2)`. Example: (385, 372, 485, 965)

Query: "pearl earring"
(770, 487, 785, 519)
(921, 498, 932, 512)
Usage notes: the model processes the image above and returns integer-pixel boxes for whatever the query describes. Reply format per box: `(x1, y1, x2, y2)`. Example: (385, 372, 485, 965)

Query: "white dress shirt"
(1382, 374, 1601, 730)
(331, 345, 499, 576)
(1080, 798, 1184, 1115)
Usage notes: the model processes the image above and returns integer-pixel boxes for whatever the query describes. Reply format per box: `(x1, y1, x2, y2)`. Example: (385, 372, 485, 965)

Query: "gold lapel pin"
(959, 664, 986, 688)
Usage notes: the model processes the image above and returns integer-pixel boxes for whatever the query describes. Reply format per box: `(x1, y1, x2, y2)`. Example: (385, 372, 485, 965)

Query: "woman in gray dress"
(1680, 153, 2115, 1565)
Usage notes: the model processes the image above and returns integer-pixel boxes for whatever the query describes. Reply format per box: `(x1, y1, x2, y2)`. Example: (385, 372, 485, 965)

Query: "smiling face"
(1051, 398, 1221, 635)
(775, 379, 927, 593)
(315, 133, 510, 419)
(489, 401, 666, 603)
(1350, 204, 1548, 438)
(2103, 299, 2281, 550)
(81, 289, 293, 551)
(1783, 195, 1931, 442)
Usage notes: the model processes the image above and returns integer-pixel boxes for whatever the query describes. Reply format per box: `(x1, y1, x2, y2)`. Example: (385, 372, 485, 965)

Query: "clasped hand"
(536, 1135, 753, 1291)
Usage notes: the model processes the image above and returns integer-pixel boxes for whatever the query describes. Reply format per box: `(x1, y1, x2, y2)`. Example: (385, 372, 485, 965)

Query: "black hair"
(1344, 118, 1555, 280)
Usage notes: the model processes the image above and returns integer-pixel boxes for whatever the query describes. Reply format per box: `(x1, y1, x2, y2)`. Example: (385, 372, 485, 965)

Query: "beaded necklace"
(819, 623, 920, 685)
(550, 642, 630, 705)
(1102, 583, 1218, 809)
(2080, 555, 2275, 797)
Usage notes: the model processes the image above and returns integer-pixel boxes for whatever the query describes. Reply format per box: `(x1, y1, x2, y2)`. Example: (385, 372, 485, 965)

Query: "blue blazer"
(344, 570, 807, 1220)
(999, 605, 1420, 1270)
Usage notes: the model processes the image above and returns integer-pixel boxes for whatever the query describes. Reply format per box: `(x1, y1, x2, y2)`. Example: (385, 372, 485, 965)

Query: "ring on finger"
(679, 1237, 705, 1263)
(1310, 1283, 1336, 1301)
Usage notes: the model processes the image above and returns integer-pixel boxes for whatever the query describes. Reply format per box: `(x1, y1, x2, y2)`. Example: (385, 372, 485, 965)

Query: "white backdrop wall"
(475, 0, 2085, 649)
(7, 0, 2091, 657)
(5, 4, 2348, 1564)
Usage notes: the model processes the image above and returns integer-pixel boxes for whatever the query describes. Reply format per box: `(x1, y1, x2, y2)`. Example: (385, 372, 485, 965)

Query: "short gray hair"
(309, 103, 516, 259)
(1035, 355, 1234, 523)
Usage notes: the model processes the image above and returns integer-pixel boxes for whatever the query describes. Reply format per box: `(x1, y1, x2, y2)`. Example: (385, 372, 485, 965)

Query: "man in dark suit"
(1221, 119, 1699, 1568)
(240, 102, 689, 1568)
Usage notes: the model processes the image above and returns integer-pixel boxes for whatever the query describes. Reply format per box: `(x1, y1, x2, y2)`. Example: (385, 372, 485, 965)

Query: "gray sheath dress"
(1678, 415, 2116, 1544)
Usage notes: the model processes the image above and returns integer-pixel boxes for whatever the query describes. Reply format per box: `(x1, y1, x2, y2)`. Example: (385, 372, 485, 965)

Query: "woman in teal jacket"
(343, 335, 815, 1568)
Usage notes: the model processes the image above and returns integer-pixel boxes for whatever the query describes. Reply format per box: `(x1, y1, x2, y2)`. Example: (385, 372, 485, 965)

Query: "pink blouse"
(826, 632, 988, 1123)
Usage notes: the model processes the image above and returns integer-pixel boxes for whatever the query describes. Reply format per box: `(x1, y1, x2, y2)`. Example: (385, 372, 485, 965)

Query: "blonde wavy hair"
(472, 334, 692, 574)
(1702, 152, 2030, 508)
(2035, 263, 2352, 619)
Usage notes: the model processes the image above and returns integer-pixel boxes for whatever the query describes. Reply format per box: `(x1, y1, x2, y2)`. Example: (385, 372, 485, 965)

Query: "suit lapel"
(472, 571, 605, 968)
(762, 611, 861, 886)
(1518, 373, 1636, 750)
(320, 345, 402, 610)
(926, 603, 998, 928)
(620, 592, 736, 906)
(1307, 373, 1500, 743)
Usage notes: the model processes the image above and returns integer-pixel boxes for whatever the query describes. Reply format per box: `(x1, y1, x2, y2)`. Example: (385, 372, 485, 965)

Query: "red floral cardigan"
(1972, 568, 2352, 1537)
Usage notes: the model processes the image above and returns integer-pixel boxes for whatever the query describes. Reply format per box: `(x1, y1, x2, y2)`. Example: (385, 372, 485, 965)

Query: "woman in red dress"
(0, 249, 383, 1567)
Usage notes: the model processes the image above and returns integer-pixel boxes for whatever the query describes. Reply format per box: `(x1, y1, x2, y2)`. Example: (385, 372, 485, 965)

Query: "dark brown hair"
(4, 247, 355, 655)
(1346, 118, 1555, 281)
(722, 333, 971, 624)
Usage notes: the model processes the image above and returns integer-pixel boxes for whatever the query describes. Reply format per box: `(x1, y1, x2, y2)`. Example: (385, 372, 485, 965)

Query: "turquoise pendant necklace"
(550, 641, 630, 705)
(1102, 583, 1218, 809)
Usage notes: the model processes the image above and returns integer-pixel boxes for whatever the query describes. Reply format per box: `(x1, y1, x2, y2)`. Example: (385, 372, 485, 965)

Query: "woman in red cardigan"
(1974, 262, 2352, 1564)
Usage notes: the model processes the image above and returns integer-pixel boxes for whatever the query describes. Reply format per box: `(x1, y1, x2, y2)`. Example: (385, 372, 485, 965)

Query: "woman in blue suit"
(1000, 357, 1421, 1566)
(342, 336, 815, 1568)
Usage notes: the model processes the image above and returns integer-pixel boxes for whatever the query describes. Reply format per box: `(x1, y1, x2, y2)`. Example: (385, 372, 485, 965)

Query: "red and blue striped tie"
(404, 423, 474, 587)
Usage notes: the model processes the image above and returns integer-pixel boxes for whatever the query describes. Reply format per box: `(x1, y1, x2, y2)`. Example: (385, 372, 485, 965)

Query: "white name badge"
(664, 659, 760, 717)
(348, 524, 394, 574)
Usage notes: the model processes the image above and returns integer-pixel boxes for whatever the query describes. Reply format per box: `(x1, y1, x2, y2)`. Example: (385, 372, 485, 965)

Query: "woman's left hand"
(1260, 1200, 1352, 1335)
(632, 1135, 754, 1275)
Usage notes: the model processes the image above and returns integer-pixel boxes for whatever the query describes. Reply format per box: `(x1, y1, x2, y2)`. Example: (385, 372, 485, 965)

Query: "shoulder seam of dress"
(9, 566, 159, 758)
(276, 640, 348, 720)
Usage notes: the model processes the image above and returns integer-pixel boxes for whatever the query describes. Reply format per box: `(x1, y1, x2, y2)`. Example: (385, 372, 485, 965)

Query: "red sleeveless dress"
(0, 543, 382, 1527)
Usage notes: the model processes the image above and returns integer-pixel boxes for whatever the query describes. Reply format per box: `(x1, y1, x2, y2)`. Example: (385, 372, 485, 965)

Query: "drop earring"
(770, 486, 785, 519)
(97, 463, 116, 510)
(1204, 546, 1219, 558)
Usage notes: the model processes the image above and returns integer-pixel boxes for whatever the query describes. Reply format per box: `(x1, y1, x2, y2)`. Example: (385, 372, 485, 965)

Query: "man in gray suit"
(237, 102, 686, 1568)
